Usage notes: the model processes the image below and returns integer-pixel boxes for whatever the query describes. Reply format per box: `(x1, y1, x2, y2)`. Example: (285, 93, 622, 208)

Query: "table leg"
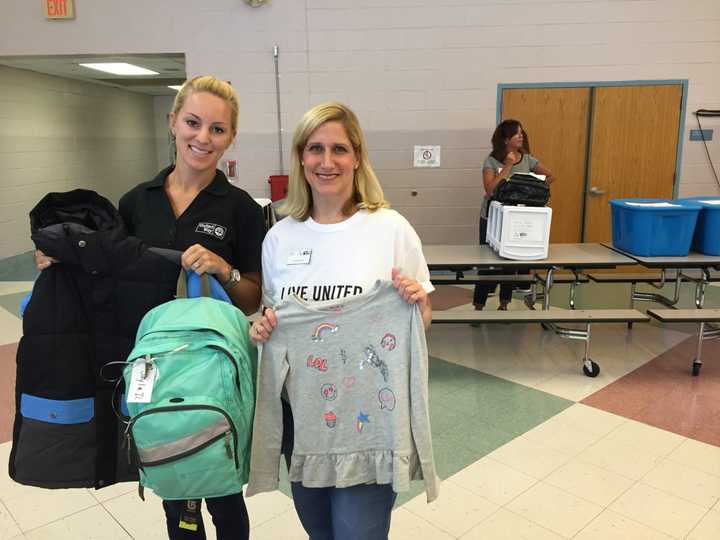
(543, 268, 555, 311)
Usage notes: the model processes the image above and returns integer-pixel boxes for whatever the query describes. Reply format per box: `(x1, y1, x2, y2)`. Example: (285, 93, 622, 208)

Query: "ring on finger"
(192, 261, 200, 270)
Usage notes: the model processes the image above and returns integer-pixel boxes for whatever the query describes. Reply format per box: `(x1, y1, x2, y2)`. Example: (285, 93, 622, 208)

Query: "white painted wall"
(0, 65, 158, 258)
(1, 0, 718, 246)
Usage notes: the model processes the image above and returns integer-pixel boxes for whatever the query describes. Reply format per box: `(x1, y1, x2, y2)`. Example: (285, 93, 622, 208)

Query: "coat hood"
(30, 189, 139, 275)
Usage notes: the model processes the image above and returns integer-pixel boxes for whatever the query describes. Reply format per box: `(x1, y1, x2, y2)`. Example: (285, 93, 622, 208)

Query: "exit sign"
(44, 0, 75, 20)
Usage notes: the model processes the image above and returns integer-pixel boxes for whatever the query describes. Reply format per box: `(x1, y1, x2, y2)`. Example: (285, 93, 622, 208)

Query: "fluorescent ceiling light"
(79, 62, 159, 76)
(168, 85, 183, 91)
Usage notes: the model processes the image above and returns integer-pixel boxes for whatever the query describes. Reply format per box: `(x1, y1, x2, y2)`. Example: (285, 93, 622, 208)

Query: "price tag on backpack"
(127, 356, 157, 403)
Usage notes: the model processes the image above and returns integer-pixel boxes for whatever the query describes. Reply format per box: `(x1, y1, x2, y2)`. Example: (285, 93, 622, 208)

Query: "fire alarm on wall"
(223, 160, 237, 178)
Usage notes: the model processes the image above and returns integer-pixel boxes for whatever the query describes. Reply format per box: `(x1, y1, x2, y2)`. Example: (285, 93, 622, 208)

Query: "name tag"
(287, 249, 312, 265)
(127, 356, 157, 403)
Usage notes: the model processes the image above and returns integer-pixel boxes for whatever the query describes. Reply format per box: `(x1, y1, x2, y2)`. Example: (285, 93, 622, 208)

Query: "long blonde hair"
(280, 102, 389, 220)
(171, 76, 239, 136)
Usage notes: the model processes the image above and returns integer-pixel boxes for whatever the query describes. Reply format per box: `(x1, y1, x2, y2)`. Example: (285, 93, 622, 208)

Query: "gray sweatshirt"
(246, 281, 439, 502)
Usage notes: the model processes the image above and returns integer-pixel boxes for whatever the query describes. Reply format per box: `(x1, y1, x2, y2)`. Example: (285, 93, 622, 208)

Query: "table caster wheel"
(583, 359, 600, 378)
(692, 361, 701, 377)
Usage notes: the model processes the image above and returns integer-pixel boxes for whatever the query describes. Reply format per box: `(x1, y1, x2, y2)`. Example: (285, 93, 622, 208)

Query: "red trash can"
(268, 175, 288, 202)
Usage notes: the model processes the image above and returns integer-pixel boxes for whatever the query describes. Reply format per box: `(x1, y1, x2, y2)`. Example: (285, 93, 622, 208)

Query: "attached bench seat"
(431, 274, 535, 285)
(587, 272, 667, 284)
(646, 309, 720, 323)
(588, 270, 720, 314)
(548, 274, 590, 284)
(431, 273, 589, 285)
(432, 309, 647, 324)
(432, 308, 648, 377)
(587, 271, 720, 283)
(646, 309, 720, 376)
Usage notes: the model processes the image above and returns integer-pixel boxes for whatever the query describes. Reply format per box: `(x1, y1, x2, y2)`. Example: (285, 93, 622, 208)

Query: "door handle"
(588, 186, 606, 196)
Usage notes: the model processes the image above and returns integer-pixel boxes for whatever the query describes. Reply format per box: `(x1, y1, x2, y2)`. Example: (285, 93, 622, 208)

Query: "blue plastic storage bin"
(610, 198, 701, 256)
(678, 196, 720, 255)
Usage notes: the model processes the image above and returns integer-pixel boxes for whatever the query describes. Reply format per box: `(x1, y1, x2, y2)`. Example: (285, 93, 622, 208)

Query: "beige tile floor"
(1, 282, 719, 538)
(0, 406, 717, 539)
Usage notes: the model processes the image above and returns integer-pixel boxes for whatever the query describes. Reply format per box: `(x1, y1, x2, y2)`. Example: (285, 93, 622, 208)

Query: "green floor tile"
(0, 251, 37, 282)
(393, 358, 573, 506)
(436, 374, 537, 413)
(473, 397, 571, 438)
(428, 394, 474, 437)
(445, 418, 517, 457)
(0, 291, 30, 316)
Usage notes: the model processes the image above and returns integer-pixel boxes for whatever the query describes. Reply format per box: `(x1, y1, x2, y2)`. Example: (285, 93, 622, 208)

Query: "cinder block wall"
(0, 65, 158, 259)
(1, 0, 718, 250)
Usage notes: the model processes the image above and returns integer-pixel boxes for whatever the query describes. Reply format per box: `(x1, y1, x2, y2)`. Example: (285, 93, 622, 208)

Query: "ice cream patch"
(323, 411, 336, 428)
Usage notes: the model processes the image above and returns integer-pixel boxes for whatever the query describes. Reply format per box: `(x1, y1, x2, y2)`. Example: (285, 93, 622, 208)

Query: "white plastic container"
(486, 201, 503, 249)
(491, 204, 552, 260)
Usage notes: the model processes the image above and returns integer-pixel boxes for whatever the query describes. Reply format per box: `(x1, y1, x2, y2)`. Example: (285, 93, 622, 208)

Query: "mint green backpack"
(123, 274, 256, 500)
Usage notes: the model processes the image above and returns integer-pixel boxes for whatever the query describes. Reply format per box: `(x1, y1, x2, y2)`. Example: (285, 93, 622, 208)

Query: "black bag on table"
(491, 173, 550, 207)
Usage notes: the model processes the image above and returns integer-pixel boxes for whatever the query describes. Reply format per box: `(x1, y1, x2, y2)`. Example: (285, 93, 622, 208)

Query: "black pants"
(473, 216, 529, 307)
(163, 494, 249, 540)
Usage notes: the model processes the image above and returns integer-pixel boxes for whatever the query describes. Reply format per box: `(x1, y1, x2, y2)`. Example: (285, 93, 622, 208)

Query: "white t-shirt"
(262, 208, 434, 307)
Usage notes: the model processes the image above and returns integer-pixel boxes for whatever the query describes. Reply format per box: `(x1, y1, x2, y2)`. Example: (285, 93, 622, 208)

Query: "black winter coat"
(10, 189, 179, 489)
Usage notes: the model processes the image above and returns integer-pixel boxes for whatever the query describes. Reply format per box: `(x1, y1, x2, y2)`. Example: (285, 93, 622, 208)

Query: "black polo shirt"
(118, 166, 265, 274)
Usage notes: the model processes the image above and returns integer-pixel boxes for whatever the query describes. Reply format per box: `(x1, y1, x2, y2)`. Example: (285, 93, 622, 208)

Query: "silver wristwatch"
(223, 268, 242, 290)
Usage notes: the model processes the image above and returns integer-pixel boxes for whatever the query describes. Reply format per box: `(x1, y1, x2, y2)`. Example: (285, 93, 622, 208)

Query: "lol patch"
(307, 354, 328, 372)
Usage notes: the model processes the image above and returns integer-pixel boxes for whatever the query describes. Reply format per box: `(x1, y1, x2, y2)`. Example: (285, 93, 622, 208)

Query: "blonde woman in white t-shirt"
(250, 102, 433, 540)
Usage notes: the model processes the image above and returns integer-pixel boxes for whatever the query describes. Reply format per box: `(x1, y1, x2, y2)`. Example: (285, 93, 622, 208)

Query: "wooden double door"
(501, 84, 683, 244)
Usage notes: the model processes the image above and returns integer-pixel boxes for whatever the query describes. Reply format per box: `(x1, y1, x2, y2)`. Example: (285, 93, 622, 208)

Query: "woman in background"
(474, 119, 555, 310)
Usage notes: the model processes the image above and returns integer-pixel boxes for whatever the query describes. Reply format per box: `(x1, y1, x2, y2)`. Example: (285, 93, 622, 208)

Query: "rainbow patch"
(311, 322, 338, 342)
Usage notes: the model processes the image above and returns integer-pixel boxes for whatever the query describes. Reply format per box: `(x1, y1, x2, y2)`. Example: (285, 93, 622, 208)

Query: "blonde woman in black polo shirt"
(121, 76, 264, 540)
(37, 76, 265, 540)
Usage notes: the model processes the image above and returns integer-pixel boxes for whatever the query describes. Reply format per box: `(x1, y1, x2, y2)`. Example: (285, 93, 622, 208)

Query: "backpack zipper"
(208, 345, 242, 393)
(132, 343, 241, 393)
(139, 430, 233, 467)
(128, 404, 239, 469)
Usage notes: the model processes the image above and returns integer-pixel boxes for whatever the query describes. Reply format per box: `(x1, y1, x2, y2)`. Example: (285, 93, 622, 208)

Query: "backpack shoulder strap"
(176, 269, 232, 304)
